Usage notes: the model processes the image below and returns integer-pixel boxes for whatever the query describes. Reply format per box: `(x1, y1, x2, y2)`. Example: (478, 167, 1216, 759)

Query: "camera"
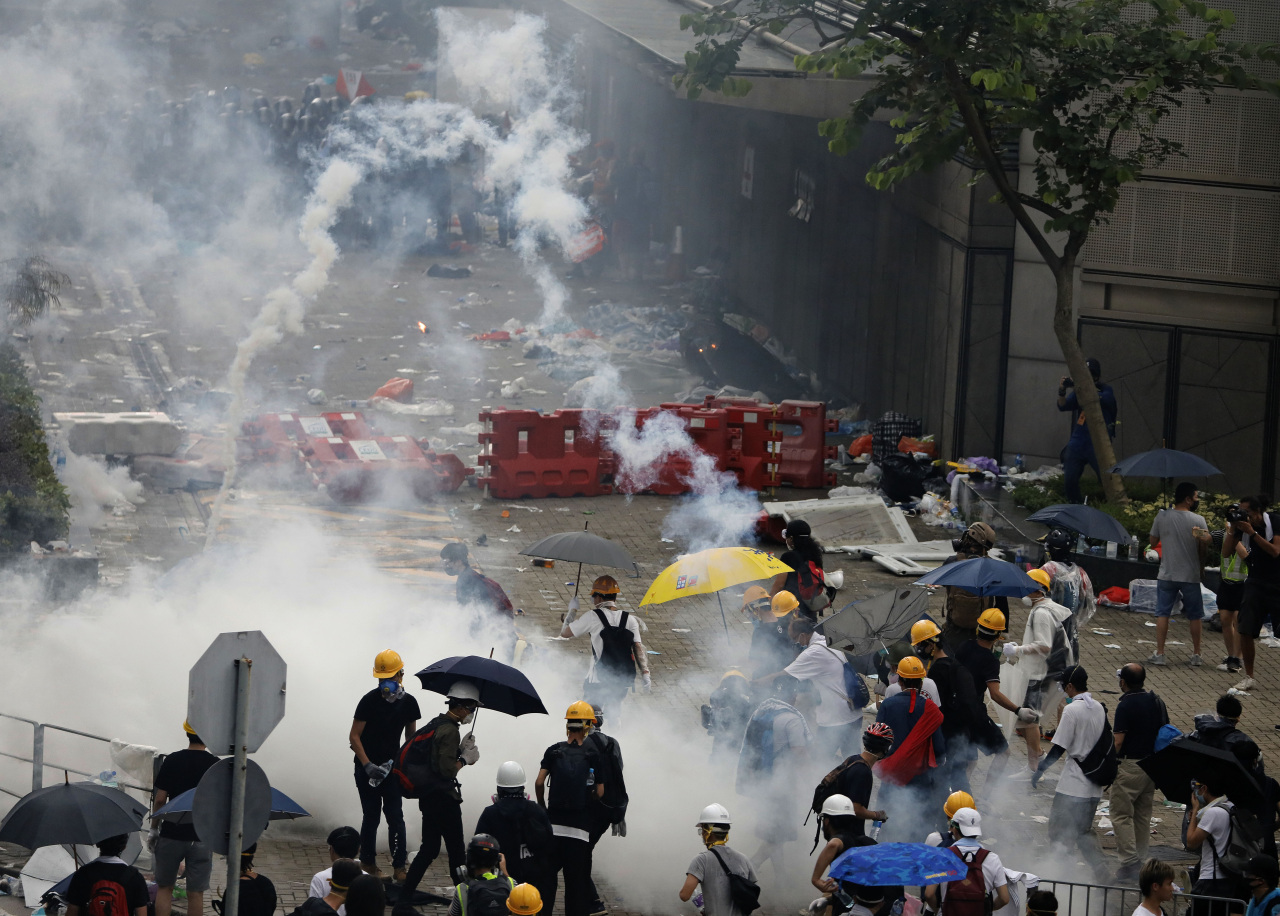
(1062, 378, 1074, 388)
(1227, 505, 1248, 524)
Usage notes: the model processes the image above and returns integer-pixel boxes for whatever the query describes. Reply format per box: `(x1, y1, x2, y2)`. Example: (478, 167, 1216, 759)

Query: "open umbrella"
(913, 557, 1041, 597)
(1027, 504, 1130, 544)
(828, 843, 965, 886)
(415, 655, 548, 717)
(0, 783, 147, 851)
(151, 786, 310, 824)
(1139, 737, 1262, 808)
(1109, 448, 1222, 479)
(519, 523, 639, 597)
(639, 547, 794, 636)
(820, 588, 931, 656)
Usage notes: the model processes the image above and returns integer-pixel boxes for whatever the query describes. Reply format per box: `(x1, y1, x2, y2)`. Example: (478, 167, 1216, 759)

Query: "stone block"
(55, 411, 182, 456)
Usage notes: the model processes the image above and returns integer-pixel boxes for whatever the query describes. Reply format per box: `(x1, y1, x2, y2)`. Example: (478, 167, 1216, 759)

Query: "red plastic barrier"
(477, 409, 617, 498)
(618, 406, 731, 495)
(662, 399, 782, 490)
(239, 411, 379, 463)
(699, 397, 835, 488)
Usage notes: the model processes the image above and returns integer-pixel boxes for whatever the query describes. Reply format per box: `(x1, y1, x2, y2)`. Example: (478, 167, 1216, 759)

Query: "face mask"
(461, 709, 476, 724)
(1021, 596, 1034, 607)
(379, 679, 402, 701)
(1190, 499, 1201, 511)
(1195, 790, 1208, 807)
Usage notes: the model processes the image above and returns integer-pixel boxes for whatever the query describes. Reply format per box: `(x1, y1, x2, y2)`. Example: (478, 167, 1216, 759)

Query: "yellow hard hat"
(591, 575, 620, 596)
(1027, 568, 1052, 591)
(977, 608, 1007, 632)
(910, 619, 942, 645)
(721, 669, 747, 683)
(183, 719, 196, 735)
(507, 883, 543, 916)
(404, 90, 431, 102)
(771, 591, 799, 617)
(373, 649, 404, 679)
(897, 656, 927, 679)
(742, 585, 770, 610)
(944, 790, 975, 819)
(565, 700, 595, 722)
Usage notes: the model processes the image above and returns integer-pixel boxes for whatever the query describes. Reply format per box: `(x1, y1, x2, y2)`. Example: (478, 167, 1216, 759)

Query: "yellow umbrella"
(640, 547, 794, 635)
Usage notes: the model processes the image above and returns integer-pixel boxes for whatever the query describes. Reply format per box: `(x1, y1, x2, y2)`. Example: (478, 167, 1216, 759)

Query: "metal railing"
(0, 711, 151, 799)
(1039, 876, 1246, 916)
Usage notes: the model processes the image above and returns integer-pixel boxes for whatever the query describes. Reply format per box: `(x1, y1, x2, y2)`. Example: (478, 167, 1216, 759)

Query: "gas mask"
(379, 678, 402, 702)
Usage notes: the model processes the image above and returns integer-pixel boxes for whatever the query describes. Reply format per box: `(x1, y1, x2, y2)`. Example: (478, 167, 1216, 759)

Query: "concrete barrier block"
(55, 411, 183, 457)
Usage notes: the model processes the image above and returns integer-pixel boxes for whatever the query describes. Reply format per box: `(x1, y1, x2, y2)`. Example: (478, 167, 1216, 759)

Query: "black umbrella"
(1139, 738, 1262, 808)
(0, 783, 147, 851)
(519, 523, 639, 597)
(1028, 504, 1130, 543)
(819, 587, 931, 656)
(1109, 448, 1222, 479)
(415, 655, 548, 717)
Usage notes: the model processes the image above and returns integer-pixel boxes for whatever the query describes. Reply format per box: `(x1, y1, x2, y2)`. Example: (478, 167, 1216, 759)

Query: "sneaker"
(1147, 653, 1167, 666)
(1006, 768, 1035, 782)
(394, 869, 408, 883)
(361, 861, 385, 879)
(1189, 654, 1203, 667)
(1234, 676, 1257, 691)
(1217, 657, 1242, 672)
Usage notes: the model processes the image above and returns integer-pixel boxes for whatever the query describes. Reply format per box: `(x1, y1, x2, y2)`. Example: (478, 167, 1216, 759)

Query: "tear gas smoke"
(59, 452, 146, 530)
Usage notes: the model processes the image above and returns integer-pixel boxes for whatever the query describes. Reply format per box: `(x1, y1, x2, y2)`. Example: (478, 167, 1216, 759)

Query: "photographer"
(1225, 496, 1280, 693)
(1056, 358, 1118, 505)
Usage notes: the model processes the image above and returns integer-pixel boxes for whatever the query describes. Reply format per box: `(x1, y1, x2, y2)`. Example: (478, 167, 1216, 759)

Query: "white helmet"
(820, 794, 855, 817)
(496, 761, 526, 788)
(697, 803, 731, 827)
(826, 570, 845, 590)
(446, 680, 481, 704)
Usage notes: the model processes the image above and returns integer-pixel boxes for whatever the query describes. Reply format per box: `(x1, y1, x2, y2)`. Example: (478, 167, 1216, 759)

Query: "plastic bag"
(897, 436, 937, 458)
(373, 377, 415, 402)
(848, 434, 873, 458)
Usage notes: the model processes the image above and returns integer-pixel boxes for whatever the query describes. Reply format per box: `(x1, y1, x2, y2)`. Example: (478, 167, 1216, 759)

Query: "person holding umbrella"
(939, 522, 1009, 651)
(560, 575, 651, 723)
(743, 586, 799, 678)
(65, 834, 150, 916)
(1186, 774, 1247, 914)
(1039, 527, 1097, 659)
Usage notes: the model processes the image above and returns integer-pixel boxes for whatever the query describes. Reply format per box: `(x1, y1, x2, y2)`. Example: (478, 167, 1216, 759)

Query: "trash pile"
(581, 301, 688, 355)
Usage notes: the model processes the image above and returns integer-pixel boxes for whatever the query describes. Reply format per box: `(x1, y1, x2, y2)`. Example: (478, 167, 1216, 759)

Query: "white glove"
(1002, 643, 1019, 658)
(459, 734, 480, 765)
(611, 818, 627, 837)
(1017, 707, 1040, 724)
(642, 672, 652, 693)
(568, 597, 580, 612)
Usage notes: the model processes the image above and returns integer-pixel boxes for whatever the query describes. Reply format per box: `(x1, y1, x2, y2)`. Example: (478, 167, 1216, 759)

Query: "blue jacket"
(876, 690, 946, 760)
(1060, 384, 1117, 454)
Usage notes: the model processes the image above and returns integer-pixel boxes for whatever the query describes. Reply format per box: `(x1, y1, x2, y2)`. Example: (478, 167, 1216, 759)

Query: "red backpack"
(85, 877, 132, 916)
(476, 573, 514, 615)
(941, 847, 991, 916)
(392, 714, 454, 799)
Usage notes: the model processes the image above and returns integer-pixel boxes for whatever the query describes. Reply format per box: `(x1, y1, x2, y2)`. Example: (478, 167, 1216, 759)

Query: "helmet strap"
(701, 826, 728, 847)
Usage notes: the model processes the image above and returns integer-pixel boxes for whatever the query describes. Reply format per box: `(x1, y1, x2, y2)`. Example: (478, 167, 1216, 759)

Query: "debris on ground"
(373, 377, 415, 402)
(427, 264, 472, 278)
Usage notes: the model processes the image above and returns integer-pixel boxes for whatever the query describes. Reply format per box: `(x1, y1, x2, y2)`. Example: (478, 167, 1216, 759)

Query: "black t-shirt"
(155, 748, 219, 840)
(749, 618, 800, 676)
(1113, 690, 1167, 759)
(834, 758, 875, 837)
(353, 689, 422, 766)
(780, 549, 823, 610)
(955, 640, 1001, 698)
(1244, 513, 1280, 583)
(291, 897, 339, 916)
(234, 874, 277, 916)
(928, 656, 980, 737)
(67, 859, 150, 914)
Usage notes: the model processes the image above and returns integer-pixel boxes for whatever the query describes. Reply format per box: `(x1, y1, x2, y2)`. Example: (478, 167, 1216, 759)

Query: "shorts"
(1023, 679, 1047, 713)
(1155, 579, 1205, 620)
(1216, 580, 1245, 613)
(153, 837, 213, 891)
(971, 715, 1009, 755)
(1238, 580, 1280, 639)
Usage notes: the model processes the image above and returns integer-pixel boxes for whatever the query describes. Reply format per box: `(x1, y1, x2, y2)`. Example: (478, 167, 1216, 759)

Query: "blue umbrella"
(151, 787, 310, 824)
(1109, 448, 1221, 478)
(828, 843, 964, 886)
(1027, 504, 1129, 543)
(415, 656, 548, 717)
(913, 557, 1041, 597)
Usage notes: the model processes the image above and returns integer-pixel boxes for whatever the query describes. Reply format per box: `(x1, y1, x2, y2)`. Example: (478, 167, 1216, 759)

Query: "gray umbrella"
(519, 523, 638, 596)
(1028, 504, 1130, 543)
(819, 587, 931, 656)
(0, 783, 147, 850)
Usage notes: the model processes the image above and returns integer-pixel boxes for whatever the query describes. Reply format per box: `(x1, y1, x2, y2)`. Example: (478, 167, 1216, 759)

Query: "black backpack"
(1207, 802, 1268, 880)
(392, 714, 456, 799)
(1075, 703, 1119, 787)
(458, 875, 514, 916)
(708, 847, 761, 914)
(589, 732, 629, 824)
(546, 743, 593, 816)
(593, 609, 637, 682)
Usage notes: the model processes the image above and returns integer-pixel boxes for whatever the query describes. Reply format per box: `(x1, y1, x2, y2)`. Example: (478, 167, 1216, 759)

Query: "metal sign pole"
(223, 657, 252, 916)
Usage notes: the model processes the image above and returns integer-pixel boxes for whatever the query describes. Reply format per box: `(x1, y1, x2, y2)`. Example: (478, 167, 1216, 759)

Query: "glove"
(1030, 767, 1042, 788)
(147, 824, 160, 853)
(642, 672, 652, 693)
(459, 734, 480, 765)
(568, 597, 580, 612)
(611, 818, 627, 837)
(1017, 707, 1040, 724)
(1002, 643, 1019, 658)
(364, 761, 383, 778)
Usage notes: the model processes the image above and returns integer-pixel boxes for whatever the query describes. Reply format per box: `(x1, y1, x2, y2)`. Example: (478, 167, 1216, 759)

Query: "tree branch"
(1015, 192, 1070, 222)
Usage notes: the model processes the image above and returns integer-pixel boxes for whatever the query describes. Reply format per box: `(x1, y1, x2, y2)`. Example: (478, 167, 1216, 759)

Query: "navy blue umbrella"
(151, 787, 310, 824)
(415, 656, 548, 717)
(913, 557, 1041, 597)
(1027, 504, 1129, 543)
(1109, 448, 1221, 478)
(829, 843, 964, 886)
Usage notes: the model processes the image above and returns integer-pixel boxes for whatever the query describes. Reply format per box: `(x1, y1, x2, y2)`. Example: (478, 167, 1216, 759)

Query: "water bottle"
(1076, 534, 1087, 554)
(692, 892, 704, 909)
(368, 759, 393, 787)
(834, 888, 854, 909)
(890, 898, 905, 916)
(1130, 535, 1140, 561)
(586, 767, 595, 788)
(96, 770, 118, 787)
(870, 820, 882, 840)
(1014, 454, 1025, 473)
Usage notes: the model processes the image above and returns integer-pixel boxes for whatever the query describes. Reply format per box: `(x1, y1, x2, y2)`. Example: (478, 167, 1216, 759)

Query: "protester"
(767, 617, 862, 760)
(883, 639, 942, 706)
(941, 522, 1008, 650)
(345, 876, 386, 916)
(874, 657, 945, 841)
(910, 618, 982, 792)
(810, 795, 870, 898)
(585, 703, 628, 915)
(441, 542, 519, 645)
(311, 827, 361, 914)
(1026, 890, 1059, 916)
(536, 702, 606, 916)
(1217, 513, 1250, 674)
(1134, 859, 1176, 916)
(1230, 740, 1280, 858)
(1185, 775, 1246, 916)
(1192, 695, 1255, 759)
(679, 804, 759, 916)
(956, 609, 1034, 786)
(1111, 663, 1168, 881)
(817, 722, 893, 839)
(1040, 527, 1097, 659)
(925, 791, 976, 848)
(64, 834, 149, 916)
(506, 885, 543, 916)
(1004, 569, 1073, 775)
(703, 670, 755, 763)
(771, 520, 830, 618)
(1244, 855, 1280, 916)
(351, 650, 420, 880)
(1147, 482, 1212, 667)
(222, 845, 276, 916)
(1056, 357, 1118, 504)
(397, 682, 483, 912)
(1032, 667, 1110, 878)
(922, 808, 1010, 916)
(475, 762, 555, 902)
(446, 835, 514, 916)
(152, 721, 219, 916)
(744, 586, 799, 677)
(560, 575, 651, 722)
(293, 860, 361, 916)
(736, 674, 811, 877)
(1226, 495, 1280, 692)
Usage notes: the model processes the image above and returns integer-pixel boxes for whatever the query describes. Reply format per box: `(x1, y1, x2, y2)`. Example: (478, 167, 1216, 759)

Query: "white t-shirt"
(1197, 802, 1233, 880)
(885, 678, 941, 707)
(309, 868, 347, 916)
(784, 634, 857, 726)
(569, 603, 643, 683)
(937, 840, 1007, 902)
(1052, 692, 1107, 799)
(1132, 905, 1163, 916)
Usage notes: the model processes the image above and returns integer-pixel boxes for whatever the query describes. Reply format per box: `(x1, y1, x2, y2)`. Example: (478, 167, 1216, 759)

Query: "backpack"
(811, 756, 861, 817)
(458, 875, 514, 916)
(546, 743, 593, 816)
(589, 732, 629, 824)
(593, 609, 637, 682)
(736, 707, 787, 793)
(708, 847, 761, 914)
(941, 847, 992, 916)
(1207, 802, 1268, 880)
(393, 714, 456, 799)
(476, 573, 514, 615)
(85, 876, 133, 916)
(1030, 604, 1072, 680)
(1074, 704, 1119, 788)
(821, 646, 870, 710)
(945, 588, 986, 630)
(933, 657, 981, 732)
(796, 561, 829, 611)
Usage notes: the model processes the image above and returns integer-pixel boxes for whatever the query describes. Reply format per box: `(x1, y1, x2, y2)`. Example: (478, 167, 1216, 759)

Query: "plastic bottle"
(96, 770, 118, 787)
(1014, 454, 1025, 473)
(1130, 535, 1140, 561)
(834, 888, 854, 910)
(692, 892, 704, 909)
(368, 759, 393, 787)
(1076, 534, 1088, 554)
(870, 820, 882, 840)
(586, 767, 595, 788)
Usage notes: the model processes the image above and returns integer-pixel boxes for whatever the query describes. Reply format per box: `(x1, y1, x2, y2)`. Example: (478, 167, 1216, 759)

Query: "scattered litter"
(472, 504, 482, 511)
(661, 537, 675, 544)
(646, 650, 661, 655)
(473, 330, 511, 342)
(1166, 640, 1185, 646)
(475, 534, 488, 546)
(1029, 816, 1049, 824)
(313, 344, 322, 350)
(1104, 644, 1123, 649)
(1227, 687, 1251, 697)
(306, 388, 326, 405)
(368, 398, 454, 417)
(503, 504, 543, 513)
(1091, 629, 1113, 636)
(427, 264, 472, 278)
(506, 525, 522, 533)
(1144, 621, 1157, 627)
(1097, 817, 1113, 829)
(672, 628, 691, 633)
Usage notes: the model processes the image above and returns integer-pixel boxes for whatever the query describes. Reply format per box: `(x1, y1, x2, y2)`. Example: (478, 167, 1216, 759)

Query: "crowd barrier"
(477, 409, 618, 498)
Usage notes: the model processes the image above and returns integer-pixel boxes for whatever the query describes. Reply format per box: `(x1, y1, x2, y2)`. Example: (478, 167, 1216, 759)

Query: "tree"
(4, 256, 70, 328)
(677, 0, 1278, 503)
